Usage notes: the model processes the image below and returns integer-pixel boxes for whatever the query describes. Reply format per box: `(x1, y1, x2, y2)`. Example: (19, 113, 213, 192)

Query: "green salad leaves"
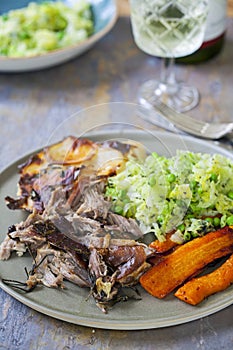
(106, 151, 233, 243)
(0, 1, 94, 57)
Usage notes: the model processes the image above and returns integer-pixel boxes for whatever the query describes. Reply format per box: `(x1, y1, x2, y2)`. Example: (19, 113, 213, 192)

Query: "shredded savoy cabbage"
(0, 1, 94, 57)
(105, 151, 233, 243)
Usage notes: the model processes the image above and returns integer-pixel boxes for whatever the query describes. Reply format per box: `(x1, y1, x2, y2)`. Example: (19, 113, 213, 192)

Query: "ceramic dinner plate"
(0, 0, 117, 72)
(0, 130, 233, 330)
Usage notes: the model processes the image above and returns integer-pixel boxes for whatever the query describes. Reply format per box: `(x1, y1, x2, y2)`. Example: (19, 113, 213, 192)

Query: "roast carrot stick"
(175, 253, 233, 305)
(140, 226, 233, 299)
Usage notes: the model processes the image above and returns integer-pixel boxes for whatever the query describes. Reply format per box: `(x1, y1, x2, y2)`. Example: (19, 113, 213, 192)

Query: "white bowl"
(0, 0, 118, 72)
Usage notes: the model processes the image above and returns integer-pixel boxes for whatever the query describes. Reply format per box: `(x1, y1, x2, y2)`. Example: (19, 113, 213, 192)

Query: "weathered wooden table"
(0, 2, 233, 349)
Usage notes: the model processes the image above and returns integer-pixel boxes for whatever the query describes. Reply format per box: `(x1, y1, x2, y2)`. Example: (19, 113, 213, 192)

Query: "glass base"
(138, 79, 200, 113)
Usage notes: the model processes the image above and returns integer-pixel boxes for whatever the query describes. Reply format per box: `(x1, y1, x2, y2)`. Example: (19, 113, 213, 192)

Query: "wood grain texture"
(118, 0, 233, 17)
(0, 8, 233, 350)
(227, 0, 233, 17)
(1, 286, 233, 350)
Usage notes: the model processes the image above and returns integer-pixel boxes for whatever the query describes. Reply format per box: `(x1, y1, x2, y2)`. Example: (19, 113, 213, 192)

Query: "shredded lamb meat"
(0, 136, 153, 312)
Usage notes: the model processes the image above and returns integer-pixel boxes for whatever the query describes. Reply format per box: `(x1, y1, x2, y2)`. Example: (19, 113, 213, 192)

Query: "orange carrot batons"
(140, 227, 233, 299)
(175, 253, 233, 305)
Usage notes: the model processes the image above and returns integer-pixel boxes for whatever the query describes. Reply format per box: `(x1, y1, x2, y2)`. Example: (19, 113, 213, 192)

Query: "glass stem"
(160, 57, 176, 86)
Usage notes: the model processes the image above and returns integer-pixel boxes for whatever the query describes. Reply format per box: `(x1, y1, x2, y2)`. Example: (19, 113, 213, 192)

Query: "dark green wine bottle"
(177, 0, 227, 64)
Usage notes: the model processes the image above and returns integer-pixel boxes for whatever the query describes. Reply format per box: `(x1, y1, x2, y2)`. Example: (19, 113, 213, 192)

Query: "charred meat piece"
(30, 244, 91, 288)
(76, 181, 111, 219)
(108, 245, 152, 286)
(5, 244, 91, 292)
(6, 217, 47, 253)
(88, 247, 118, 310)
(31, 220, 90, 262)
(88, 242, 153, 313)
(0, 236, 27, 260)
(107, 212, 143, 239)
(5, 136, 146, 212)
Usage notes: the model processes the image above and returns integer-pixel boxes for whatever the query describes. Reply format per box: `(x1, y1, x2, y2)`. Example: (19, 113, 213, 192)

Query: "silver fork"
(141, 101, 233, 140)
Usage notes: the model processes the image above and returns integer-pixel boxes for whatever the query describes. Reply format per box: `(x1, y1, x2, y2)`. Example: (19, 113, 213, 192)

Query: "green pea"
(167, 173, 176, 183)
(192, 232, 199, 238)
(19, 31, 30, 40)
(213, 217, 220, 227)
(123, 198, 129, 204)
(226, 215, 233, 226)
(0, 48, 8, 55)
(2, 14, 8, 21)
(57, 30, 65, 40)
(197, 187, 203, 195)
(157, 216, 163, 223)
(227, 191, 233, 200)
(114, 205, 123, 215)
(177, 223, 185, 232)
(190, 180, 197, 190)
(119, 189, 127, 198)
(184, 232, 191, 241)
(148, 176, 156, 187)
(152, 152, 158, 159)
(126, 205, 136, 217)
(210, 173, 218, 182)
(205, 217, 213, 224)
(186, 214, 194, 219)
